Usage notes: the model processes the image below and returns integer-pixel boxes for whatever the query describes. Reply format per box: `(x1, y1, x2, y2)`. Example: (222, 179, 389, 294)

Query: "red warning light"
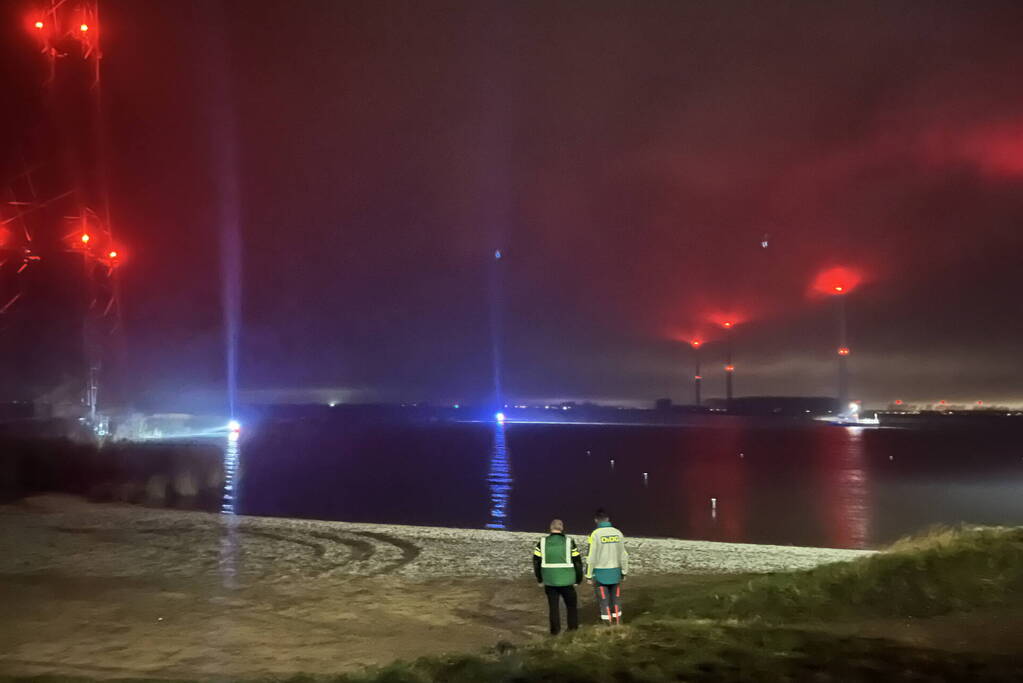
(976, 400, 984, 406)
(837, 346, 850, 356)
(894, 399, 904, 405)
(80, 23, 89, 32)
(812, 266, 863, 297)
(725, 364, 735, 372)
(939, 400, 946, 405)
(80, 233, 91, 244)
(694, 375, 703, 380)
(690, 339, 703, 348)
(108, 250, 118, 259)
(722, 321, 733, 328)
(34, 20, 44, 29)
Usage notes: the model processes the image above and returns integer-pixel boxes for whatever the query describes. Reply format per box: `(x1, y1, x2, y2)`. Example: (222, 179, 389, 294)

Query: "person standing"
(533, 518, 583, 635)
(586, 508, 628, 625)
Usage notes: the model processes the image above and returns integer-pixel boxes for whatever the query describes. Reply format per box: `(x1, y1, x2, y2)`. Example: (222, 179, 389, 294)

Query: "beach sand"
(0, 496, 870, 679)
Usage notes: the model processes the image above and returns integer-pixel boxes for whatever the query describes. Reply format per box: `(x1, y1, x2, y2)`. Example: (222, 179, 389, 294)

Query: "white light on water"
(495, 412, 506, 424)
(227, 419, 241, 432)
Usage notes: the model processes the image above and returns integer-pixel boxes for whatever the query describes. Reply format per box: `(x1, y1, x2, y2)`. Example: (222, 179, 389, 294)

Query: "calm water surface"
(237, 417, 1023, 549)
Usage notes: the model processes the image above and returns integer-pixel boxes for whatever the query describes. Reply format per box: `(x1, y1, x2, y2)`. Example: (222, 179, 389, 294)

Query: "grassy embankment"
(336, 526, 1023, 682)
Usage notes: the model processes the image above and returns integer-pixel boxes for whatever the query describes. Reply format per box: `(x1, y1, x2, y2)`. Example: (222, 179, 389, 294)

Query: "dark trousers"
(544, 584, 579, 635)
(594, 582, 622, 624)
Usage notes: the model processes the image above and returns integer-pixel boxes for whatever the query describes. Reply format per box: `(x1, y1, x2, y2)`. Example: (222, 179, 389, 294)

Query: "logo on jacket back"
(600, 535, 620, 543)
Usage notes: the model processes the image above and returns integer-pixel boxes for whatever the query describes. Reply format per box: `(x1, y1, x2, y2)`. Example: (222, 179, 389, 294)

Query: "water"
(236, 418, 1023, 549)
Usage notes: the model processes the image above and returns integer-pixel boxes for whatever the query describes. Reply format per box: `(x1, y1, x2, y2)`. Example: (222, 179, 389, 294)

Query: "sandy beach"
(0, 496, 870, 679)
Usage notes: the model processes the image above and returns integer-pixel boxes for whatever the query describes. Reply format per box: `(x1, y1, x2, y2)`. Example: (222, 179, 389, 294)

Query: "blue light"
(495, 412, 506, 423)
(494, 249, 502, 260)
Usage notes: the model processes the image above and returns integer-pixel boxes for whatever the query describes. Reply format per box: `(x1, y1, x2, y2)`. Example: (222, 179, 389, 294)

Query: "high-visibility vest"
(535, 533, 579, 586)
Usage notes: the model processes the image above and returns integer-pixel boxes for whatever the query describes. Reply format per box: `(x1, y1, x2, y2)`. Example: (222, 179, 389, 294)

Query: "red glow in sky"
(811, 266, 864, 297)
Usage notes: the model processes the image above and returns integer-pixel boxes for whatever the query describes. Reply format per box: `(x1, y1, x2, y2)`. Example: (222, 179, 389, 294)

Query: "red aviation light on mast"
(725, 364, 735, 372)
(837, 346, 850, 356)
(690, 339, 703, 349)
(811, 266, 864, 297)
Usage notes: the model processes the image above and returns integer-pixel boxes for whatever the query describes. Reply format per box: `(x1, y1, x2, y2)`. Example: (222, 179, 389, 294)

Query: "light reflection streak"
(485, 419, 512, 529)
(823, 427, 871, 548)
(219, 431, 240, 587)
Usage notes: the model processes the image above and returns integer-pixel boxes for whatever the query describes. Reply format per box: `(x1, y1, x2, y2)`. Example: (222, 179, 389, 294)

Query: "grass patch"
(328, 622, 1023, 683)
(640, 525, 1023, 622)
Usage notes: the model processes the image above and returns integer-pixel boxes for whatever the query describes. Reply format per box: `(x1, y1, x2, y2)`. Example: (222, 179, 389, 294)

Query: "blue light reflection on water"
(219, 431, 241, 587)
(485, 419, 512, 529)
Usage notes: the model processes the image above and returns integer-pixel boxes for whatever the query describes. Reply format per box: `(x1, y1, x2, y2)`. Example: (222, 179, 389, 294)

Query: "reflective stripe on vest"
(539, 535, 574, 568)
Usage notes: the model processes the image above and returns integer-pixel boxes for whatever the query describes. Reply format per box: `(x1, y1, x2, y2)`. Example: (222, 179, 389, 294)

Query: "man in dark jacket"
(533, 518, 584, 635)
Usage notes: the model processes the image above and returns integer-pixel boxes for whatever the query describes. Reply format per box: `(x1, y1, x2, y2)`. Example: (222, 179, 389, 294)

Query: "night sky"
(3, 0, 1023, 409)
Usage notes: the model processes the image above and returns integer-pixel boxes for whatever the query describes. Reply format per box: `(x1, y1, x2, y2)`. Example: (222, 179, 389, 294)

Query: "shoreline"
(2, 495, 872, 580)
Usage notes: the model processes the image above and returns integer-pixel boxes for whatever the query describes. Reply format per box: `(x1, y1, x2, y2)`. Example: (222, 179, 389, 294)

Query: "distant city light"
(328, 401, 337, 407)
(848, 402, 859, 413)
(495, 412, 506, 424)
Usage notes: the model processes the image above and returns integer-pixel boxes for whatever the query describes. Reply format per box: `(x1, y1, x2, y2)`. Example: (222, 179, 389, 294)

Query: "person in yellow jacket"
(585, 508, 628, 625)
